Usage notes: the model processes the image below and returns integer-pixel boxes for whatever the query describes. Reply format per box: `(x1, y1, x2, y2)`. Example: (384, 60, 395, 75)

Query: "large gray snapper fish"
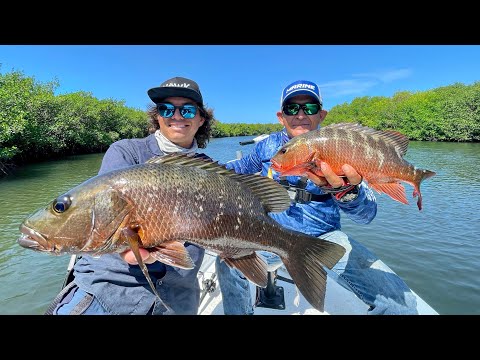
(18, 154, 345, 312)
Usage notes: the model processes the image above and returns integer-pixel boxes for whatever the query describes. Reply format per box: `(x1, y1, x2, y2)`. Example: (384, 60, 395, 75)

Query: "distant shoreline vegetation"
(1, 69, 479, 175)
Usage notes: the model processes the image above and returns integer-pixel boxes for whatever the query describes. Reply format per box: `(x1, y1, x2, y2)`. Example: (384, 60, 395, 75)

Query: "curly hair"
(146, 103, 215, 149)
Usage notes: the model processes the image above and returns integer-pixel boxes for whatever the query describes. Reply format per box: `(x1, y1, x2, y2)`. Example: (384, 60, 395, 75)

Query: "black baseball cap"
(148, 76, 203, 105)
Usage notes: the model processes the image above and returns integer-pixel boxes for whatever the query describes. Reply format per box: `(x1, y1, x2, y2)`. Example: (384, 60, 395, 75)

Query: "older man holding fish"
(216, 79, 420, 315)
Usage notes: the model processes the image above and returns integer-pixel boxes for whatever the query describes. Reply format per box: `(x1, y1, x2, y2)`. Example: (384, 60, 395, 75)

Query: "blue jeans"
(215, 230, 419, 315)
(215, 263, 255, 315)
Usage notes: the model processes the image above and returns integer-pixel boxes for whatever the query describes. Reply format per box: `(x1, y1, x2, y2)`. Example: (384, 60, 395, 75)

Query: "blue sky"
(1, 45, 480, 124)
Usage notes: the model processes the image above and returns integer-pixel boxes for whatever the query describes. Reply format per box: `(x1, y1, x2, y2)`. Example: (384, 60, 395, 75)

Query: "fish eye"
(280, 148, 287, 154)
(52, 195, 72, 213)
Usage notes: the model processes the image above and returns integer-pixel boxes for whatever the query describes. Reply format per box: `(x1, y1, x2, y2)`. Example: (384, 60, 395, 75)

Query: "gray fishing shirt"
(72, 133, 205, 315)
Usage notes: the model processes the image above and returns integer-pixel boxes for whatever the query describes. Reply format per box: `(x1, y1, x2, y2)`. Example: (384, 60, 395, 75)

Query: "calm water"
(0, 136, 479, 315)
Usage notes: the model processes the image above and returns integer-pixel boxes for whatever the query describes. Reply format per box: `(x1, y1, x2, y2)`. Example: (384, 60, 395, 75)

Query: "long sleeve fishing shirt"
(225, 129, 377, 237)
(72, 133, 205, 315)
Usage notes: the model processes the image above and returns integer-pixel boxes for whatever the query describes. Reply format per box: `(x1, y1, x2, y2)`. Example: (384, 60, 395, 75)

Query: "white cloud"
(320, 68, 413, 98)
(319, 79, 378, 96)
(354, 68, 413, 83)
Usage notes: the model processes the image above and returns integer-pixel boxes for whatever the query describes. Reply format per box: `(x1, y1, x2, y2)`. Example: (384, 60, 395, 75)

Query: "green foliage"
(434, 82, 480, 141)
(2, 68, 479, 172)
(0, 69, 148, 166)
(0, 70, 58, 160)
(326, 82, 480, 142)
(211, 121, 283, 137)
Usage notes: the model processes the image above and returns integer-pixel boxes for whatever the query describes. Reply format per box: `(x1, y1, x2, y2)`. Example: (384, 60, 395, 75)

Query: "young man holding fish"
(216, 79, 420, 315)
(48, 76, 215, 315)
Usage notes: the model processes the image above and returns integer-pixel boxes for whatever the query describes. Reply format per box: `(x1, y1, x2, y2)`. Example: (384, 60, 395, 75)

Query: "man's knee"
(321, 230, 353, 253)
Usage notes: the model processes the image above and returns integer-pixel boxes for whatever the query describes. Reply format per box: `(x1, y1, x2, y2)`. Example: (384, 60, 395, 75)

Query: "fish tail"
(413, 169, 436, 211)
(281, 233, 345, 312)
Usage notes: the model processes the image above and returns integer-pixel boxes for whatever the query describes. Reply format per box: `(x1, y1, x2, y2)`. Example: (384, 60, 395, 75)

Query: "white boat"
(196, 250, 437, 315)
(59, 251, 437, 315)
(238, 134, 270, 146)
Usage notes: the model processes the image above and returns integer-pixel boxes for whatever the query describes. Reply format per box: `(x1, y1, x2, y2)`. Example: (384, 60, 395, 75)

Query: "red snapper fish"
(270, 123, 436, 210)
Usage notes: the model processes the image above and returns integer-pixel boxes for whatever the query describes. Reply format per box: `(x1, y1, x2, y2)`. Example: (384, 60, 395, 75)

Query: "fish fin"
(305, 171, 323, 184)
(369, 182, 409, 205)
(233, 174, 291, 213)
(421, 169, 436, 180)
(121, 227, 174, 314)
(382, 130, 410, 157)
(324, 123, 410, 157)
(309, 160, 326, 178)
(151, 153, 291, 213)
(412, 169, 436, 211)
(146, 153, 199, 165)
(284, 163, 317, 176)
(282, 232, 346, 313)
(148, 241, 195, 269)
(224, 253, 269, 288)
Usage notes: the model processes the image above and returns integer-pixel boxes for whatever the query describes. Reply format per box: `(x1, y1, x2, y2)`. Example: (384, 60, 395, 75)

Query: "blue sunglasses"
(157, 103, 197, 119)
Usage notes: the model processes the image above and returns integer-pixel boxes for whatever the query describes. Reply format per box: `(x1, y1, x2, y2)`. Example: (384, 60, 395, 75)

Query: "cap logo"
(285, 83, 316, 94)
(163, 82, 191, 88)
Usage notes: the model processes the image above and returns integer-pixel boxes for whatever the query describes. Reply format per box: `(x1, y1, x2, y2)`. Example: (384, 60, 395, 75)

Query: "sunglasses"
(157, 103, 197, 119)
(282, 103, 321, 116)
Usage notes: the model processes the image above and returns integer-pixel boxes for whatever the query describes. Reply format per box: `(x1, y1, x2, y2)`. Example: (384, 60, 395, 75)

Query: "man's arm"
(334, 182, 377, 224)
(306, 161, 377, 224)
(98, 140, 139, 175)
(224, 146, 264, 174)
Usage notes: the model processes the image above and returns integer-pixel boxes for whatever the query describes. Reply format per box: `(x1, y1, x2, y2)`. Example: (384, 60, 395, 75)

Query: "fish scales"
(271, 123, 436, 210)
(112, 164, 292, 258)
(301, 125, 411, 182)
(17, 154, 347, 313)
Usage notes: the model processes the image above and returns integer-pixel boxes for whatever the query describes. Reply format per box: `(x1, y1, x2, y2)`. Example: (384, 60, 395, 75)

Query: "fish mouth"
(17, 223, 57, 253)
(271, 160, 315, 176)
(270, 159, 280, 171)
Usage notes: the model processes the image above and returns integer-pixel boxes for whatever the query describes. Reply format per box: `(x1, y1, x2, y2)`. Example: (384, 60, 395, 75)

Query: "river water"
(1, 136, 479, 315)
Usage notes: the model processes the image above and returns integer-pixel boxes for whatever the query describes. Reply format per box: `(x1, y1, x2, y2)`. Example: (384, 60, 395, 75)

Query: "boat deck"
(197, 251, 438, 315)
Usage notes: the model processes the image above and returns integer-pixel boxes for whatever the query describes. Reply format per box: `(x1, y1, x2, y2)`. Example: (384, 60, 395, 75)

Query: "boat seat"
(257, 251, 283, 272)
(255, 251, 285, 310)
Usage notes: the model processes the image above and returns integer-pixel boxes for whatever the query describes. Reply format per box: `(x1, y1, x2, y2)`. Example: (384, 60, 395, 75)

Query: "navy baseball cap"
(280, 80, 322, 107)
(148, 76, 203, 105)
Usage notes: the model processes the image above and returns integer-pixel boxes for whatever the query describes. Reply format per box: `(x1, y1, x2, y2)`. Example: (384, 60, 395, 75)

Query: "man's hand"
(121, 248, 157, 265)
(305, 162, 363, 188)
